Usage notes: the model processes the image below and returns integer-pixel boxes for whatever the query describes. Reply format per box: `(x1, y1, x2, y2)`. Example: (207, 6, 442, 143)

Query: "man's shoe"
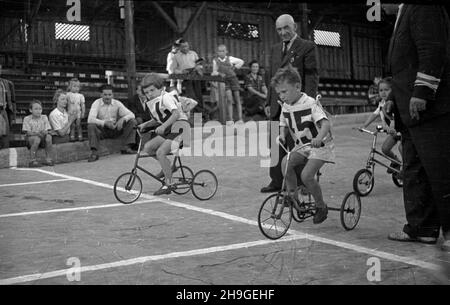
(155, 164, 177, 179)
(313, 205, 328, 224)
(121, 147, 137, 155)
(261, 184, 281, 193)
(88, 154, 99, 162)
(153, 184, 174, 196)
(388, 231, 437, 244)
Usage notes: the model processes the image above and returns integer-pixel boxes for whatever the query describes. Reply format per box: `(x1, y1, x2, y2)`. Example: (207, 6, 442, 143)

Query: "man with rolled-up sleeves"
(87, 84, 137, 162)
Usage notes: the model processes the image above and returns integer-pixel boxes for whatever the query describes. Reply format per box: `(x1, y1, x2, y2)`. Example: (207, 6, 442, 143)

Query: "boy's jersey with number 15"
(279, 93, 332, 149)
(146, 91, 187, 124)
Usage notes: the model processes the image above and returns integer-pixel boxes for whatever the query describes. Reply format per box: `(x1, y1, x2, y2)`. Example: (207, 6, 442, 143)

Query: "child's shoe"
(313, 205, 328, 224)
(153, 184, 175, 196)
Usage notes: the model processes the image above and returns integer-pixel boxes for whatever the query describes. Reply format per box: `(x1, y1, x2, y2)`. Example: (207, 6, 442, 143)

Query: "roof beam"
(150, 1, 179, 33)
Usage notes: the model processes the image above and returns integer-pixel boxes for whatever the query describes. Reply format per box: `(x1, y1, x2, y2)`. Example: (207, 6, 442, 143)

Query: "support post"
(300, 3, 309, 39)
(124, 0, 137, 100)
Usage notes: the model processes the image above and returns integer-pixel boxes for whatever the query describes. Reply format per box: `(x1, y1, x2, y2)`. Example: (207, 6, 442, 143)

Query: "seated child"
(273, 66, 335, 224)
(361, 77, 401, 173)
(66, 78, 86, 141)
(137, 73, 189, 195)
(211, 44, 244, 125)
(22, 100, 54, 167)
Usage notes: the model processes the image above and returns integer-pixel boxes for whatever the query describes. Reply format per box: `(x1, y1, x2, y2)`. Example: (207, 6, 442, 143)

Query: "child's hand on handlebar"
(276, 135, 286, 146)
(385, 126, 396, 135)
(311, 138, 324, 148)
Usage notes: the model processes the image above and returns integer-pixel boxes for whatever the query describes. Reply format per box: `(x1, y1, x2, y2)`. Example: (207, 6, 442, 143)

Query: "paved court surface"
(0, 123, 449, 285)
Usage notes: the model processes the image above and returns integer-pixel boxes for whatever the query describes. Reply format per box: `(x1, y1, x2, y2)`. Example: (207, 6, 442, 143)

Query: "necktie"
(282, 40, 290, 58)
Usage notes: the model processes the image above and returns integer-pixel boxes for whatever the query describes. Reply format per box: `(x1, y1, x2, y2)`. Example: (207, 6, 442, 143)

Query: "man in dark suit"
(261, 14, 319, 193)
(128, 84, 152, 125)
(127, 84, 153, 149)
(385, 4, 450, 251)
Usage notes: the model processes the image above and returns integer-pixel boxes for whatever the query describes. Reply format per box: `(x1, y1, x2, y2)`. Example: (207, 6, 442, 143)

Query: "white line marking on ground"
(0, 179, 72, 188)
(12, 167, 443, 273)
(0, 234, 305, 285)
(0, 199, 157, 218)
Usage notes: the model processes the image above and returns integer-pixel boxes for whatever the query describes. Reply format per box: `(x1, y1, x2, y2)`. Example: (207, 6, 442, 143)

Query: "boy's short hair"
(29, 99, 42, 109)
(67, 78, 81, 91)
(140, 73, 165, 90)
(270, 66, 302, 88)
(167, 86, 179, 94)
(174, 38, 185, 47)
(53, 89, 67, 107)
(378, 76, 392, 88)
(248, 60, 259, 68)
(100, 84, 114, 92)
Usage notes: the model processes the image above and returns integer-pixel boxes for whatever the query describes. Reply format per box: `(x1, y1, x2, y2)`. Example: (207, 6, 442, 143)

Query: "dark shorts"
(224, 76, 241, 91)
(160, 119, 190, 141)
(26, 134, 51, 149)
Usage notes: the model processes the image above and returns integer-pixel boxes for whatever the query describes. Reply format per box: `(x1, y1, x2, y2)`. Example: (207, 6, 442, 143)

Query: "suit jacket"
(128, 94, 152, 124)
(266, 36, 319, 120)
(387, 5, 450, 128)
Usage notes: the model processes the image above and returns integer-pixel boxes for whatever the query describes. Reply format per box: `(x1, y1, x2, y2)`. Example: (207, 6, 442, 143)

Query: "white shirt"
(146, 91, 187, 124)
(373, 99, 394, 127)
(394, 4, 404, 31)
(279, 93, 331, 149)
(87, 98, 135, 127)
(171, 50, 199, 74)
(49, 107, 70, 135)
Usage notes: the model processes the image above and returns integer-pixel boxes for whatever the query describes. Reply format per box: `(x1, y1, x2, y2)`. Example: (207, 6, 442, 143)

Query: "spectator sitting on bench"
(22, 100, 54, 167)
(243, 60, 268, 117)
(49, 89, 76, 144)
(87, 84, 137, 162)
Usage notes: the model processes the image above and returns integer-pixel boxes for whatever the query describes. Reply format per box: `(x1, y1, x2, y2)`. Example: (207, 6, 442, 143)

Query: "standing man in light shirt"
(87, 84, 137, 162)
(170, 39, 204, 117)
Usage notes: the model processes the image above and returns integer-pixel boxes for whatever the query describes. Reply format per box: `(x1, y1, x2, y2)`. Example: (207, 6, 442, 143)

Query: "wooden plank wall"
(315, 23, 352, 80)
(350, 25, 384, 80)
(0, 17, 26, 51)
(174, 6, 278, 70)
(0, 17, 126, 59)
(175, 7, 384, 81)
